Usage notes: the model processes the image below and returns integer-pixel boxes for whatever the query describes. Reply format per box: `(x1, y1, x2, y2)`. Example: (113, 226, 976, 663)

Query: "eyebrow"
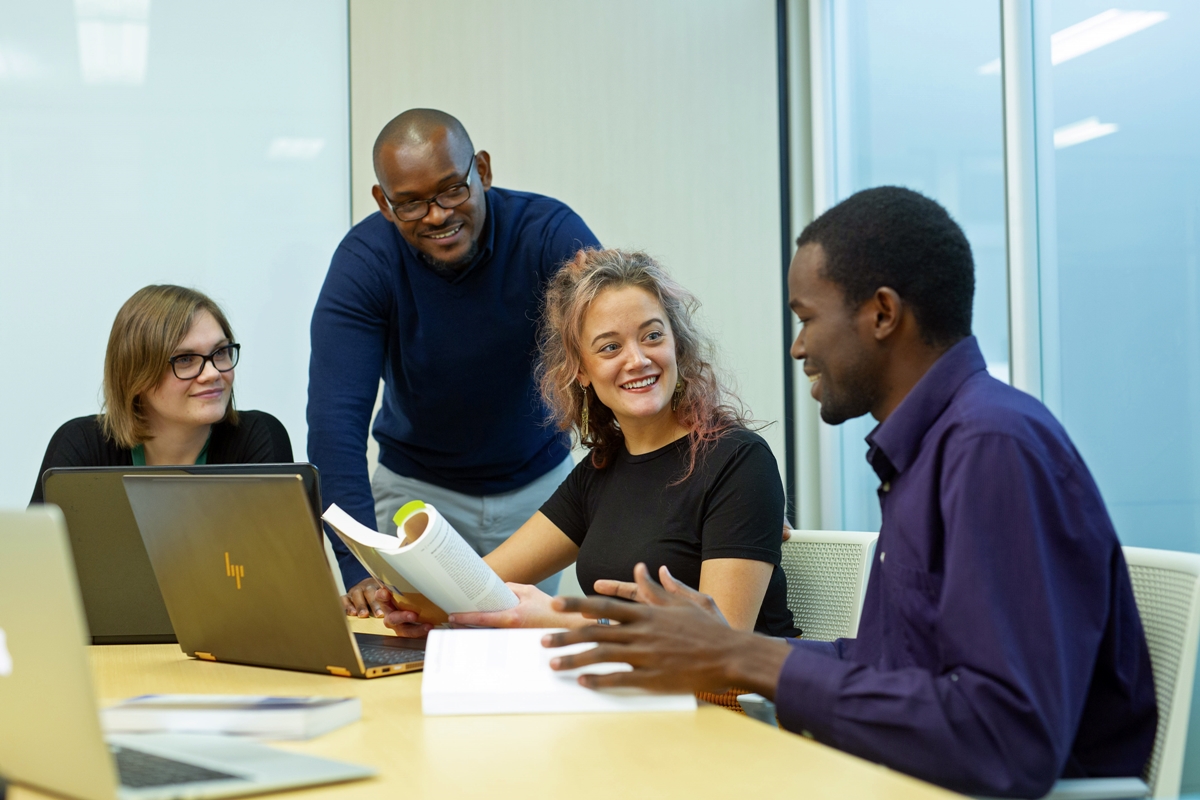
(389, 169, 467, 201)
(589, 318, 664, 347)
(171, 337, 230, 357)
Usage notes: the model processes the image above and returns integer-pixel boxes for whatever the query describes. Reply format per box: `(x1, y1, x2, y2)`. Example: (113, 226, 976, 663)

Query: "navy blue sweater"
(308, 187, 599, 586)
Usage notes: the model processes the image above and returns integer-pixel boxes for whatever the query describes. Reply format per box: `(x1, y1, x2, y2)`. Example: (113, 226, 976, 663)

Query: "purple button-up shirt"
(774, 337, 1156, 798)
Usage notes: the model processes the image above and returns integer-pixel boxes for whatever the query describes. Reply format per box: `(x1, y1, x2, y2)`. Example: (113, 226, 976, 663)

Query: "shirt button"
(880, 481, 891, 493)
(801, 730, 815, 739)
(880, 551, 886, 562)
(950, 674, 959, 682)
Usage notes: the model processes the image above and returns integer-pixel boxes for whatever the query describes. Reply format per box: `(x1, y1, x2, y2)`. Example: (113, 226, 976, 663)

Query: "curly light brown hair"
(100, 285, 238, 448)
(537, 248, 751, 479)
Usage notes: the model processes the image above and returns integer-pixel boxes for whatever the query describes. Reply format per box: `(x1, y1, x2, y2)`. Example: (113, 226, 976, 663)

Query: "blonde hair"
(100, 285, 238, 448)
(537, 249, 750, 479)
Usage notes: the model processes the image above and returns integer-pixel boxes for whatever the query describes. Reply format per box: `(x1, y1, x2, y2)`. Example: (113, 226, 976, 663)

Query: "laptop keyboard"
(359, 644, 425, 667)
(112, 745, 244, 788)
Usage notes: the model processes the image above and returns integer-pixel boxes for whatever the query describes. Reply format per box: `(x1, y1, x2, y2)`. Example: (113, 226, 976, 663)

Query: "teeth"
(808, 374, 819, 384)
(622, 376, 658, 389)
(427, 225, 462, 240)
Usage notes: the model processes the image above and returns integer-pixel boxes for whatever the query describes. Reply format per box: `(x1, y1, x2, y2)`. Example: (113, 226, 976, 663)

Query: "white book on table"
(421, 628, 697, 716)
(100, 695, 361, 740)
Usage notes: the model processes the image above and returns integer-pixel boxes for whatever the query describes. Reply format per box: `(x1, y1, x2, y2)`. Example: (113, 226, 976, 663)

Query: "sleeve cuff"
(774, 639, 855, 741)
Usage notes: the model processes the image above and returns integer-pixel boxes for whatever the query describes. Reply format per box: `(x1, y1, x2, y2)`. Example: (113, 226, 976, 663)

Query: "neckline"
(620, 433, 691, 465)
(132, 432, 212, 466)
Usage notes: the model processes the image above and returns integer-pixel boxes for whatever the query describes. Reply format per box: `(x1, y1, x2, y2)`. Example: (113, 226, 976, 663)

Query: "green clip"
(393, 499, 427, 527)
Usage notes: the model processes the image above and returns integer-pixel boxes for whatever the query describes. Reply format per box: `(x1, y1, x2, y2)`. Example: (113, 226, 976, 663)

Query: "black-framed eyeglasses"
(168, 343, 240, 380)
(384, 153, 475, 222)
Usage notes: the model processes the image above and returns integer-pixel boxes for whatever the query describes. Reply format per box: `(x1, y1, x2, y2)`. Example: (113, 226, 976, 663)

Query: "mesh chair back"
(1122, 546, 1200, 798)
(781, 530, 878, 642)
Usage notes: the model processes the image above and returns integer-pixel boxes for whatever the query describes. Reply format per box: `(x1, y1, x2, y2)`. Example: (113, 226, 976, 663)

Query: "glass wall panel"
(1044, 0, 1200, 554)
(819, 0, 1007, 530)
(1039, 1, 1200, 789)
(0, 0, 350, 506)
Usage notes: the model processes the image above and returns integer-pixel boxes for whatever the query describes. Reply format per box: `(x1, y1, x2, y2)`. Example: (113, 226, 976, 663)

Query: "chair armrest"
(735, 693, 778, 727)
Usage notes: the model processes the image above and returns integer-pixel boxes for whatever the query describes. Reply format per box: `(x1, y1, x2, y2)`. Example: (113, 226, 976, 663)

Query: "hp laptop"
(42, 463, 321, 645)
(0, 506, 374, 799)
(124, 474, 424, 679)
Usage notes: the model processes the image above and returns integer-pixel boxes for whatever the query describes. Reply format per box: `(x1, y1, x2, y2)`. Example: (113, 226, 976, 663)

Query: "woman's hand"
(593, 565, 729, 627)
(447, 583, 584, 629)
(341, 577, 389, 618)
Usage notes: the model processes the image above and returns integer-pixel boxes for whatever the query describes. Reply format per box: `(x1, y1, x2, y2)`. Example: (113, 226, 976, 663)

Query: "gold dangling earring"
(672, 378, 685, 411)
(580, 384, 590, 439)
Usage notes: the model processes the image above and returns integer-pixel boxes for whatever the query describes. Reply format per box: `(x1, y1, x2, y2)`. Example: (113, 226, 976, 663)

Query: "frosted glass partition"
(816, 0, 1007, 531)
(0, 0, 350, 506)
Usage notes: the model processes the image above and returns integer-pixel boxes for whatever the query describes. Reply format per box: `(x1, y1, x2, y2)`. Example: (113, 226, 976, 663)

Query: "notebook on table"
(123, 474, 425, 679)
(0, 506, 374, 799)
(41, 462, 322, 645)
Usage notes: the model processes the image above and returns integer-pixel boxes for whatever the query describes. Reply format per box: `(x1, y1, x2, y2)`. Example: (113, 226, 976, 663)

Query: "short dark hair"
(796, 186, 974, 346)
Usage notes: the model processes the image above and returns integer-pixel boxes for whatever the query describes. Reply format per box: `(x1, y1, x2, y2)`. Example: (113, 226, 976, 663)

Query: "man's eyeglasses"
(169, 344, 240, 380)
(384, 153, 475, 222)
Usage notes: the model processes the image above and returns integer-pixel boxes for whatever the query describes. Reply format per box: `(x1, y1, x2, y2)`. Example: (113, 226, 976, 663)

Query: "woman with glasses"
(370, 249, 799, 639)
(30, 284, 292, 502)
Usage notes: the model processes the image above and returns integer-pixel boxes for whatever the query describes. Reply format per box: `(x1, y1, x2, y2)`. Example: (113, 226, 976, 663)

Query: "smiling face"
(372, 127, 492, 270)
(789, 243, 883, 425)
(140, 310, 233, 435)
(577, 285, 679, 432)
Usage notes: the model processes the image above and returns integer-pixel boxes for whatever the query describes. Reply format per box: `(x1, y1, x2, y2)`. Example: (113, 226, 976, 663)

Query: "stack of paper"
(101, 695, 361, 740)
(421, 628, 697, 716)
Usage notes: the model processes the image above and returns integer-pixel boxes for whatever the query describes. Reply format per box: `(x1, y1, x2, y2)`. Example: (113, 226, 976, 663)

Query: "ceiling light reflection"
(1053, 117, 1119, 149)
(978, 9, 1168, 75)
(267, 138, 326, 160)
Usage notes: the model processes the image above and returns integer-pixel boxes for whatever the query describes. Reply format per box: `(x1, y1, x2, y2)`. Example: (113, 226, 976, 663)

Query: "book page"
(384, 506, 518, 614)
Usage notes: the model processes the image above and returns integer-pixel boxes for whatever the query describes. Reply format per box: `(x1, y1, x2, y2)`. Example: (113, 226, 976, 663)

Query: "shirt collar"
(865, 335, 987, 481)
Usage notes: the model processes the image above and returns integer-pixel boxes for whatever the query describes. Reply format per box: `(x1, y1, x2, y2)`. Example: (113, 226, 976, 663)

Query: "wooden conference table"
(12, 619, 959, 800)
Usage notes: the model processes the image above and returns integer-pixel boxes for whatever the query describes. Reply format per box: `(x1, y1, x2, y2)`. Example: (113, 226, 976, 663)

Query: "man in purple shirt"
(542, 187, 1157, 798)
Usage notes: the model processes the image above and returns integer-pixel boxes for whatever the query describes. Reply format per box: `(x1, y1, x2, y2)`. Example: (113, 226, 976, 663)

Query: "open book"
(322, 502, 517, 624)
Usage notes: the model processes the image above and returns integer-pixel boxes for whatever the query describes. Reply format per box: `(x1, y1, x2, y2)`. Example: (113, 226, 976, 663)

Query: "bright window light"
(978, 9, 1167, 74)
(267, 138, 326, 160)
(1054, 117, 1119, 149)
(75, 0, 149, 85)
(74, 0, 149, 20)
(76, 21, 148, 84)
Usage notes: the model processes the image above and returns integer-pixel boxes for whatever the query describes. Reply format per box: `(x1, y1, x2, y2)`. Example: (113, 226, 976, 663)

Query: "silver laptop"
(123, 474, 424, 678)
(41, 463, 323, 645)
(0, 506, 374, 800)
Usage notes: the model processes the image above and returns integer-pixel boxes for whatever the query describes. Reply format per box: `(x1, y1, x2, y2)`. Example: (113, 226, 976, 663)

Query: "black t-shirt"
(540, 428, 799, 637)
(29, 411, 294, 504)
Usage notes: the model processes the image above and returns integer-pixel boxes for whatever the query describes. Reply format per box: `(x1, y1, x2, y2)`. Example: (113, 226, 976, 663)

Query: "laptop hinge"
(326, 666, 352, 677)
(195, 651, 216, 661)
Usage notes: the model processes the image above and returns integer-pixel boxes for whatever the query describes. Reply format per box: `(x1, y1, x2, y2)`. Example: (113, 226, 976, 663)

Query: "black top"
(540, 428, 799, 637)
(30, 411, 294, 503)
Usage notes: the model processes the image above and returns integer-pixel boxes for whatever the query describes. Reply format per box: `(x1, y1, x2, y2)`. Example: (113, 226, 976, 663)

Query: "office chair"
(1041, 547, 1200, 800)
(736, 530, 878, 723)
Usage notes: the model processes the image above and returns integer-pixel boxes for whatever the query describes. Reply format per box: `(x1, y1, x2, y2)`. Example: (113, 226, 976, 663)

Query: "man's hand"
(376, 588, 435, 638)
(341, 577, 389, 618)
(592, 565, 728, 625)
(541, 563, 792, 697)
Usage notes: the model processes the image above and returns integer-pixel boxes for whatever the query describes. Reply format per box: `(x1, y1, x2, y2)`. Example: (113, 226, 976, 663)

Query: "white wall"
(349, 0, 788, 475)
(0, 0, 350, 507)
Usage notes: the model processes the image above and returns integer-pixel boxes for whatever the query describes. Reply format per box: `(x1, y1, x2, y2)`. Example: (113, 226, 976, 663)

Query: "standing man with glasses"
(308, 109, 600, 616)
